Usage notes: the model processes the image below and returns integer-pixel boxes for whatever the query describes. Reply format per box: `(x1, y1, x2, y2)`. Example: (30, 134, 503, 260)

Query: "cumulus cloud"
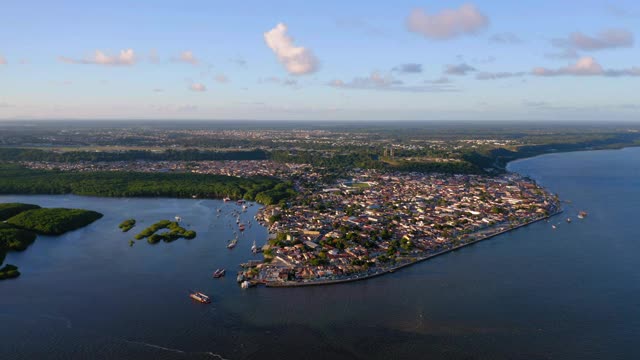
(406, 4, 489, 40)
(445, 63, 476, 75)
(392, 63, 423, 73)
(551, 29, 634, 53)
(489, 32, 522, 44)
(59, 49, 136, 66)
(264, 23, 319, 75)
(532, 56, 640, 77)
(329, 71, 456, 92)
(176, 51, 198, 65)
(189, 83, 207, 92)
(476, 71, 525, 80)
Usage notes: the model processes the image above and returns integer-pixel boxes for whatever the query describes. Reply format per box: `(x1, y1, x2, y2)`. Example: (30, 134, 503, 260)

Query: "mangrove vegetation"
(134, 220, 196, 244)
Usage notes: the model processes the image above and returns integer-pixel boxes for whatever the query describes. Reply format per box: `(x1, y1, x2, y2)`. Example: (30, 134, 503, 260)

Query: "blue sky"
(0, 0, 639, 121)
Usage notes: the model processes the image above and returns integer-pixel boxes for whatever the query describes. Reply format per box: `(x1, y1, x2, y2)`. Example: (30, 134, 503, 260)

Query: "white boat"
(227, 239, 238, 249)
(175, 216, 182, 222)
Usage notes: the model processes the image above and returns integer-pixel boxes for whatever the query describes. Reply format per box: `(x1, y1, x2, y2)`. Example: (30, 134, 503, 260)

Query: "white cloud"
(425, 76, 452, 84)
(149, 49, 160, 64)
(59, 49, 136, 66)
(392, 63, 423, 73)
(532, 56, 640, 77)
(553, 29, 634, 51)
(189, 83, 207, 92)
(264, 23, 319, 75)
(406, 4, 489, 40)
(329, 71, 456, 92)
(444, 63, 476, 75)
(177, 51, 198, 65)
(489, 32, 522, 44)
(476, 71, 525, 80)
(214, 74, 229, 83)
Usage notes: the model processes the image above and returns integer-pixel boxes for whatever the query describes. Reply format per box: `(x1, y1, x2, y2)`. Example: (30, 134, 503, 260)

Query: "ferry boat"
(189, 291, 211, 304)
(213, 268, 226, 278)
(227, 239, 238, 249)
(578, 211, 588, 219)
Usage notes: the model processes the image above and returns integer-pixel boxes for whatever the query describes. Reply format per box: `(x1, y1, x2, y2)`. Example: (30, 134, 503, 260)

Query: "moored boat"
(578, 211, 588, 219)
(213, 268, 226, 278)
(189, 290, 211, 304)
(239, 224, 246, 231)
(227, 239, 238, 249)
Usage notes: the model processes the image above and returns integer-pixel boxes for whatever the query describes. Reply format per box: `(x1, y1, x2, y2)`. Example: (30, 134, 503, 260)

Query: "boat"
(213, 268, 226, 278)
(566, 218, 572, 223)
(552, 225, 556, 229)
(578, 211, 588, 219)
(223, 197, 231, 202)
(251, 240, 261, 253)
(189, 290, 211, 304)
(237, 272, 245, 282)
(227, 239, 238, 249)
(239, 224, 246, 232)
(240, 280, 254, 289)
(175, 216, 182, 222)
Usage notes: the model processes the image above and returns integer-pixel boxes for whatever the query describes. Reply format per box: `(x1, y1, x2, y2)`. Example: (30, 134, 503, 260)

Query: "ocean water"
(1, 147, 639, 359)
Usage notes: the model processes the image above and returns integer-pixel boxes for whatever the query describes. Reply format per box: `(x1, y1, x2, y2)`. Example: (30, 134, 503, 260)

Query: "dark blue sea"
(1, 147, 639, 359)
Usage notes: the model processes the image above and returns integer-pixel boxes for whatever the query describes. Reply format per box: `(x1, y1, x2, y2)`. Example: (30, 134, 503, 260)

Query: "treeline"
(7, 208, 104, 235)
(0, 164, 293, 205)
(0, 148, 268, 162)
(463, 132, 640, 170)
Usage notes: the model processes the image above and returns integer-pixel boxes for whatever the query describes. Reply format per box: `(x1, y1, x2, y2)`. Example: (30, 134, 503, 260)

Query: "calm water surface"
(1, 147, 639, 359)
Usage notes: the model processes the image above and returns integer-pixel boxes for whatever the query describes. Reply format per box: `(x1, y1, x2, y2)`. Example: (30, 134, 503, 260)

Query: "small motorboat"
(227, 239, 238, 249)
(189, 290, 211, 304)
(213, 268, 226, 278)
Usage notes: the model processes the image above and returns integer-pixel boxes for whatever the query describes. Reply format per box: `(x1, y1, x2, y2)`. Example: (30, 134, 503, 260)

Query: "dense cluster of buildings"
(19, 160, 310, 179)
(249, 170, 559, 285)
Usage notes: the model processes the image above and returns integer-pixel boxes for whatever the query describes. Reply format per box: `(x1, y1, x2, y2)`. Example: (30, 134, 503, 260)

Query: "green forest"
(7, 208, 103, 235)
(0, 203, 103, 280)
(133, 220, 196, 244)
(0, 164, 294, 205)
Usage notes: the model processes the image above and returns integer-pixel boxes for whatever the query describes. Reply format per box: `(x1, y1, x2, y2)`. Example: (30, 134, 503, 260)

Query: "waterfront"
(1, 147, 640, 359)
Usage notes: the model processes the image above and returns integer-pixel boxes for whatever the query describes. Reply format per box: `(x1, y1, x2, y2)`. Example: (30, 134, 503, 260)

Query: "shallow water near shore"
(1, 147, 639, 359)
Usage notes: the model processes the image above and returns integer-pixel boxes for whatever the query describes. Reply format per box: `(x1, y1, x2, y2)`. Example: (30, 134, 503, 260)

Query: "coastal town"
(14, 155, 561, 287)
(246, 168, 560, 286)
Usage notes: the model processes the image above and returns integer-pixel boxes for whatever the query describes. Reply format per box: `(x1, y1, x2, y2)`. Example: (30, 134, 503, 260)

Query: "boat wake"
(123, 339, 231, 360)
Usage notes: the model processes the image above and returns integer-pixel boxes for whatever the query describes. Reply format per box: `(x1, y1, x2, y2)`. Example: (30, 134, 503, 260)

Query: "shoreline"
(265, 209, 563, 288)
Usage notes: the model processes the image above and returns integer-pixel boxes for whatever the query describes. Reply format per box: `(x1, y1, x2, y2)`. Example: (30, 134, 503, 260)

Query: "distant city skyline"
(1, 0, 639, 121)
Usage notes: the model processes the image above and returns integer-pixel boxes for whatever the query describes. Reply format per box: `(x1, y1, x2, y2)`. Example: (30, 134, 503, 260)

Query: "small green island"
(119, 219, 136, 232)
(0, 202, 103, 280)
(134, 220, 196, 244)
